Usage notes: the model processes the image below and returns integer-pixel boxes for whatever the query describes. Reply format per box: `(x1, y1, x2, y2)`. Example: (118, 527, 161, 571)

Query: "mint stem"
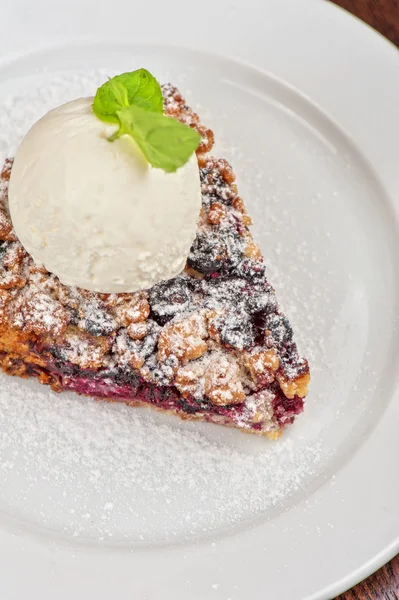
(108, 129, 122, 142)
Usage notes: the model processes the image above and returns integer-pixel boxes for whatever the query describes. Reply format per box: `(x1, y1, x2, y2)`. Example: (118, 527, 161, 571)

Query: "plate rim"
(0, 1, 398, 599)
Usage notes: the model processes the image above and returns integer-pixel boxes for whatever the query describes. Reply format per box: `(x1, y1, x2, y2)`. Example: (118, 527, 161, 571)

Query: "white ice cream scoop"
(8, 97, 201, 293)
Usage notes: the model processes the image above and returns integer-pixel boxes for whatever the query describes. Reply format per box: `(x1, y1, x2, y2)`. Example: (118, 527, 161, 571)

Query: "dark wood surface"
(319, 3, 399, 599)
(327, 4, 399, 599)
(331, 0, 399, 46)
(335, 554, 399, 600)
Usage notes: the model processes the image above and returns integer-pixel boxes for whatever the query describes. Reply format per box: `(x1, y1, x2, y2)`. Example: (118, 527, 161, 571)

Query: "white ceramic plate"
(0, 1, 398, 598)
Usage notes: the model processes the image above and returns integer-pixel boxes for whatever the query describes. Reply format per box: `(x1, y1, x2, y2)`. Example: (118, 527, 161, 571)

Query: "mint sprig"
(93, 69, 163, 122)
(92, 69, 201, 173)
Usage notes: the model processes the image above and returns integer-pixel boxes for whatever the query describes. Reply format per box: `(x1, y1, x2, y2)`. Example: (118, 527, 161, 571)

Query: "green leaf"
(93, 68, 201, 171)
(117, 104, 201, 172)
(92, 68, 163, 124)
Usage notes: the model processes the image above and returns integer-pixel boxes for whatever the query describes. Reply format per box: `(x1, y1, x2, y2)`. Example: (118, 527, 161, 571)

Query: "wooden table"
(329, 3, 399, 598)
(332, 0, 399, 46)
(335, 554, 399, 599)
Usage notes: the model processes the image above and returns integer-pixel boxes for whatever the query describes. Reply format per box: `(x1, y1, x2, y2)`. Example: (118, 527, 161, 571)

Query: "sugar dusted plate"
(0, 1, 398, 599)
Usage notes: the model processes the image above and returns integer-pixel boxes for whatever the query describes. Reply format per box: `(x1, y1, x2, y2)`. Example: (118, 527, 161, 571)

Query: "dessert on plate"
(0, 69, 309, 438)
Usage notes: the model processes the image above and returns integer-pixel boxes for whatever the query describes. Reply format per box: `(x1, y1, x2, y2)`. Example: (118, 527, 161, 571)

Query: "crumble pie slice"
(0, 85, 309, 438)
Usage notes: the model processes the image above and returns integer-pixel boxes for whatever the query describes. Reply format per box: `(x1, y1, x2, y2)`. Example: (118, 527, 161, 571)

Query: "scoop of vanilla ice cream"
(8, 97, 202, 293)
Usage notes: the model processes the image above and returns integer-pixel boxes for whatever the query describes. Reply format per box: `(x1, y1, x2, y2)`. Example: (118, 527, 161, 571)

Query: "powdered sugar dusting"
(0, 373, 323, 543)
(0, 71, 321, 544)
(0, 66, 386, 547)
(0, 79, 310, 441)
(0, 72, 110, 165)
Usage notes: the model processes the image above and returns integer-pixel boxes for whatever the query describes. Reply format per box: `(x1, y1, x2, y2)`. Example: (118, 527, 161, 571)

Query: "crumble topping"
(0, 160, 16, 242)
(58, 327, 112, 370)
(9, 285, 69, 336)
(0, 85, 309, 434)
(162, 83, 215, 155)
(158, 312, 208, 364)
(204, 355, 246, 406)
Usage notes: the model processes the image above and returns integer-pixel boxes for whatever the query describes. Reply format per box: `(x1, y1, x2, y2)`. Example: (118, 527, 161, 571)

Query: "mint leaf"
(93, 69, 201, 171)
(117, 104, 201, 172)
(93, 68, 163, 124)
